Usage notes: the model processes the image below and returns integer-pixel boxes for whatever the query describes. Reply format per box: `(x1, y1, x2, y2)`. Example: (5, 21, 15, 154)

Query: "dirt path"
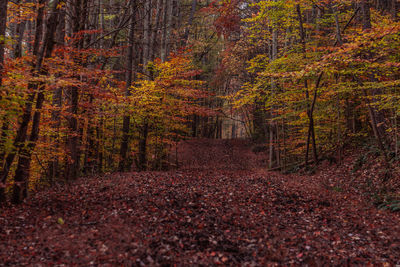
(0, 139, 399, 265)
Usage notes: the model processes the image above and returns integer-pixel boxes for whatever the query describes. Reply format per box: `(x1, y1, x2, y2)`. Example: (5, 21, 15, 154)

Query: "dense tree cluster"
(0, 0, 215, 204)
(0, 0, 399, 204)
(212, 0, 400, 171)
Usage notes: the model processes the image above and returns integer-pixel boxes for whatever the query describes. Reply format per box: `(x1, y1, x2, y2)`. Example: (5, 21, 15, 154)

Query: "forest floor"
(0, 139, 399, 266)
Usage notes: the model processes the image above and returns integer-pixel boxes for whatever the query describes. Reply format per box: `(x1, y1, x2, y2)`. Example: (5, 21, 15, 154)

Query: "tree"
(0, 0, 8, 203)
(118, 0, 137, 172)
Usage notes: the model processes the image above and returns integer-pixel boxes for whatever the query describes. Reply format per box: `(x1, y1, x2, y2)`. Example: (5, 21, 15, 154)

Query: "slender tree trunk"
(275, 123, 280, 167)
(12, 0, 61, 204)
(0, 0, 8, 203)
(310, 73, 322, 166)
(138, 122, 148, 171)
(119, 0, 136, 172)
(160, 0, 166, 61)
(164, 0, 173, 60)
(136, 0, 155, 171)
(65, 0, 87, 180)
(268, 19, 278, 169)
(97, 115, 104, 172)
(65, 86, 79, 180)
(334, 8, 343, 165)
(13, 21, 26, 58)
(305, 82, 311, 165)
(143, 0, 151, 69)
(282, 119, 286, 171)
(297, 4, 311, 166)
(298, 4, 320, 166)
(149, 0, 161, 61)
(47, 6, 65, 183)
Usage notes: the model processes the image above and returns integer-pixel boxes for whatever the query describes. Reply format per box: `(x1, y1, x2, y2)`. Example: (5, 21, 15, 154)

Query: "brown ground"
(0, 139, 399, 266)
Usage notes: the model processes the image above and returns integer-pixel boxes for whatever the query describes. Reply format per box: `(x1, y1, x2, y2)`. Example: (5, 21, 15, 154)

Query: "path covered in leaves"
(1, 139, 399, 266)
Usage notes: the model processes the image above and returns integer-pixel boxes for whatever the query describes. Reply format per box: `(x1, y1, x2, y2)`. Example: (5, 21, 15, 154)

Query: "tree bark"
(119, 0, 136, 172)
(143, 0, 151, 69)
(362, 0, 372, 30)
(64, 0, 88, 181)
(0, 0, 46, 203)
(305, 73, 323, 167)
(47, 6, 66, 183)
(268, 24, 278, 169)
(163, 0, 173, 60)
(12, 0, 61, 204)
(138, 122, 148, 171)
(0, 0, 8, 203)
(149, 0, 162, 61)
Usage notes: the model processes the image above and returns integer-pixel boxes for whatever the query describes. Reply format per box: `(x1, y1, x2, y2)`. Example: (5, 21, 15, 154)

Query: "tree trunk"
(13, 21, 26, 59)
(362, 0, 372, 30)
(149, 0, 162, 61)
(12, 0, 61, 204)
(143, 0, 151, 69)
(182, 0, 196, 45)
(0, 0, 8, 203)
(309, 73, 322, 166)
(138, 122, 148, 171)
(119, 0, 136, 172)
(64, 0, 88, 180)
(360, 1, 389, 165)
(164, 0, 173, 60)
(269, 11, 278, 169)
(0, 0, 46, 203)
(47, 6, 65, 183)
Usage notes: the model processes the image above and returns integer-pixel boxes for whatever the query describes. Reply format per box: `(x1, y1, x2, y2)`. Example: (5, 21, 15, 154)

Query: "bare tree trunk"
(47, 6, 66, 183)
(119, 0, 136, 172)
(308, 73, 322, 166)
(137, 0, 153, 171)
(334, 7, 343, 165)
(138, 122, 148, 171)
(143, 0, 151, 69)
(164, 0, 173, 60)
(149, 0, 161, 61)
(160, 0, 166, 62)
(297, 4, 320, 166)
(97, 115, 104, 172)
(282, 119, 286, 171)
(65, 0, 88, 180)
(13, 19, 26, 58)
(275, 123, 280, 167)
(268, 20, 278, 169)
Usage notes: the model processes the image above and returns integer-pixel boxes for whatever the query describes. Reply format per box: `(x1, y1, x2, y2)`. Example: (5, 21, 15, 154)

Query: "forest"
(0, 0, 400, 265)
